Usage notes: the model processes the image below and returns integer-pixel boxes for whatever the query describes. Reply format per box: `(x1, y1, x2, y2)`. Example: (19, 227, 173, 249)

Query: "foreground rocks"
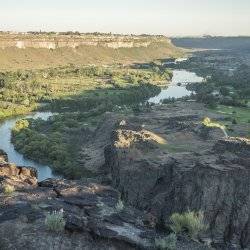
(0, 157, 37, 189)
(0, 151, 210, 250)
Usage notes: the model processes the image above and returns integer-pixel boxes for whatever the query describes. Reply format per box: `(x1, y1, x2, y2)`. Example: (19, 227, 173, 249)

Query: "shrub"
(3, 184, 15, 195)
(155, 233, 177, 250)
(12, 119, 29, 134)
(232, 118, 237, 124)
(45, 209, 66, 232)
(169, 211, 207, 239)
(115, 199, 124, 211)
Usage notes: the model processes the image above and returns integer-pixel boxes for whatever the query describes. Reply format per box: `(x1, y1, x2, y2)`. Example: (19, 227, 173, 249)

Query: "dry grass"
(0, 42, 182, 71)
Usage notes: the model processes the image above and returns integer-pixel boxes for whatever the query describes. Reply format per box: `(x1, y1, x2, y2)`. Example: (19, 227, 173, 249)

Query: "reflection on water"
(148, 70, 204, 104)
(0, 112, 59, 181)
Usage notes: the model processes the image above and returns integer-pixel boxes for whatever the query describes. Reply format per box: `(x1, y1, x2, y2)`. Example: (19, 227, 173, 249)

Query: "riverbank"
(0, 112, 58, 180)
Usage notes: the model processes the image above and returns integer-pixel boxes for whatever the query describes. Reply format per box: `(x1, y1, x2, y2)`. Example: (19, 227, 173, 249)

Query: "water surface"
(148, 70, 204, 104)
(0, 112, 58, 181)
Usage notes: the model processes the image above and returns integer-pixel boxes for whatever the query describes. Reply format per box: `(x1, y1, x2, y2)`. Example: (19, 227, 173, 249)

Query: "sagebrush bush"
(45, 209, 66, 232)
(115, 199, 124, 211)
(170, 211, 207, 239)
(155, 233, 177, 250)
(3, 184, 15, 195)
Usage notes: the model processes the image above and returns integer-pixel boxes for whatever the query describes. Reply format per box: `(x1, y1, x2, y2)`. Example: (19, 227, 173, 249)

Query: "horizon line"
(1, 30, 250, 38)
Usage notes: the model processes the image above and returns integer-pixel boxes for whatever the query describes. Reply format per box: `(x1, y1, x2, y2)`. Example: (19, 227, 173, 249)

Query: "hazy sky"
(0, 0, 249, 36)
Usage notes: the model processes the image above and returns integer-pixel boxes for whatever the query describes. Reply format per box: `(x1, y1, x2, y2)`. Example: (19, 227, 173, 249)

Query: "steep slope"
(0, 33, 183, 70)
(75, 101, 250, 248)
(0, 150, 209, 250)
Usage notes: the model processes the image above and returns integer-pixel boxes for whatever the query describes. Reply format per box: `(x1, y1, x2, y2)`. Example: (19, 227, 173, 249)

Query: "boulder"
(0, 162, 37, 189)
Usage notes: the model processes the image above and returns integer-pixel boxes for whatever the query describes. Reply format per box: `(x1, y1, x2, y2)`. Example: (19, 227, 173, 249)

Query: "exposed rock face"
(215, 137, 250, 157)
(78, 113, 122, 176)
(0, 153, 37, 188)
(102, 103, 250, 249)
(0, 33, 182, 71)
(0, 150, 208, 250)
(0, 33, 168, 49)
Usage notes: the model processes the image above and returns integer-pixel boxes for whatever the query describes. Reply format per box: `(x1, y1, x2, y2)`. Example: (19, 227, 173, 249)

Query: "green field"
(210, 105, 250, 124)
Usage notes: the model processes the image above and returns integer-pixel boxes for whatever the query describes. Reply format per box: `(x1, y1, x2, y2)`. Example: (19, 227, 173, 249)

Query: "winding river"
(148, 69, 204, 103)
(0, 112, 58, 181)
(0, 68, 203, 181)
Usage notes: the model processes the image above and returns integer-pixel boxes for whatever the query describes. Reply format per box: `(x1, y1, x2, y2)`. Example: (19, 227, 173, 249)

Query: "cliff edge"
(0, 32, 183, 70)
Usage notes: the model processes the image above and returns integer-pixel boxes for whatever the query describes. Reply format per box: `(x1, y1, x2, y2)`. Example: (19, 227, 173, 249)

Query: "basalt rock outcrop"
(0, 149, 8, 163)
(102, 103, 250, 249)
(215, 137, 250, 157)
(0, 154, 37, 189)
(0, 150, 209, 250)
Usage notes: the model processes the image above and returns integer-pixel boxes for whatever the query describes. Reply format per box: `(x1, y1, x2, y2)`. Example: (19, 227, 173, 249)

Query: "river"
(0, 112, 59, 181)
(148, 69, 204, 104)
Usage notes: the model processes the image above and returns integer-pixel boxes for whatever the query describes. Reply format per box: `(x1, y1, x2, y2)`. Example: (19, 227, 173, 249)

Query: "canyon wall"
(0, 33, 182, 70)
(0, 33, 169, 49)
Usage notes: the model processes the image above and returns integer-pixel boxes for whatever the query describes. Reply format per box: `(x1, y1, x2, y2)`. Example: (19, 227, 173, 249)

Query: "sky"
(0, 0, 249, 36)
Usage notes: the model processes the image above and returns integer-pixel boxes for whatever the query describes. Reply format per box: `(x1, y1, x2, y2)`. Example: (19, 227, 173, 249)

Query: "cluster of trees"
(0, 64, 172, 120)
(49, 84, 160, 112)
(11, 113, 98, 179)
(0, 65, 172, 119)
(186, 65, 250, 108)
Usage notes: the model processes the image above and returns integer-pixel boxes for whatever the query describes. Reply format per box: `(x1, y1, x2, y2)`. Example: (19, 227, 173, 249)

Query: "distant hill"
(172, 36, 250, 50)
(0, 33, 183, 70)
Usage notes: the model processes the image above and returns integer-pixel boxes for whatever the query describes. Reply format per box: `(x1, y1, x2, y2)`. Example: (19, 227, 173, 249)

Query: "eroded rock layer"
(101, 103, 250, 248)
(0, 150, 208, 250)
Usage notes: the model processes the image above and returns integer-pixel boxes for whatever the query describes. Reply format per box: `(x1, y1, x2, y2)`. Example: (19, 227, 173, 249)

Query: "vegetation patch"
(209, 105, 250, 124)
(2, 184, 15, 195)
(0, 63, 172, 119)
(155, 233, 177, 250)
(45, 209, 66, 232)
(169, 211, 207, 239)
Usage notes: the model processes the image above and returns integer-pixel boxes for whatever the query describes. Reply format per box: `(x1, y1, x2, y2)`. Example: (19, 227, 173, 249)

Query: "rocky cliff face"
(101, 102, 250, 249)
(0, 33, 182, 70)
(0, 149, 208, 250)
(0, 33, 169, 49)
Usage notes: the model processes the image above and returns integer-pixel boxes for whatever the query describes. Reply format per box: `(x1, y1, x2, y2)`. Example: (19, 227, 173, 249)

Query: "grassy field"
(209, 105, 250, 138)
(210, 105, 250, 124)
